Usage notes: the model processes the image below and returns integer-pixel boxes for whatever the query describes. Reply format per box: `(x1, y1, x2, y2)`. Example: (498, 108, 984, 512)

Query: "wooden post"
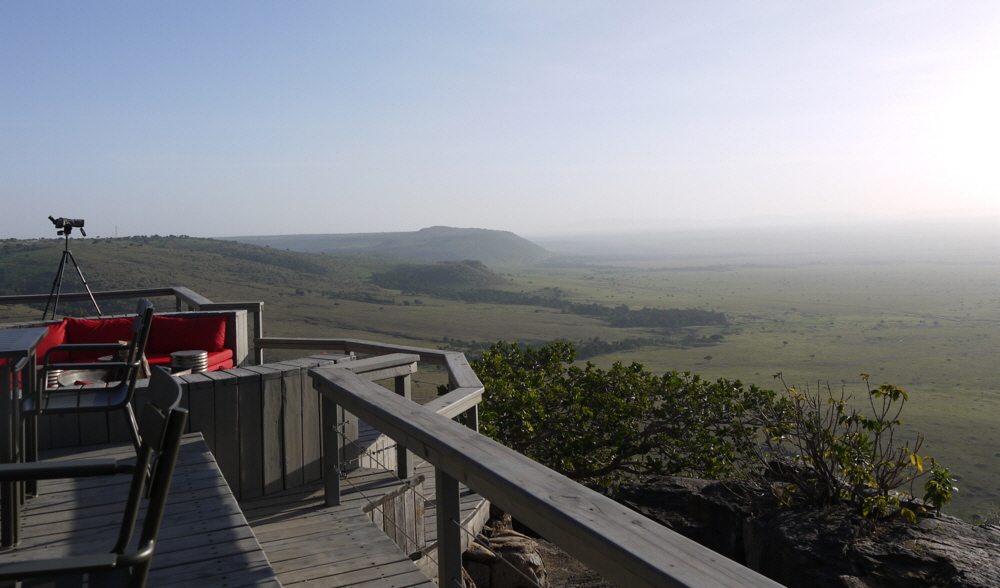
(233, 368, 264, 500)
(394, 374, 413, 479)
(243, 365, 283, 495)
(464, 405, 478, 432)
(436, 469, 463, 588)
(253, 308, 264, 365)
(1, 361, 16, 547)
(205, 370, 241, 498)
(321, 393, 341, 507)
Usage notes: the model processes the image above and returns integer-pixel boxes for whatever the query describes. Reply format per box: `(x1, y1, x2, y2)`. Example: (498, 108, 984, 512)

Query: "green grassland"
(2, 236, 997, 520)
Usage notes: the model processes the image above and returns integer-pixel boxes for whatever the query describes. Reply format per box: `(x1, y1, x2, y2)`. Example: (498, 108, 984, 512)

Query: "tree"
(472, 341, 772, 486)
(472, 341, 954, 522)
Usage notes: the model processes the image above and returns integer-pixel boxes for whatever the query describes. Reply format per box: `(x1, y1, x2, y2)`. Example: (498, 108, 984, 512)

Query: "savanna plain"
(269, 256, 1000, 521)
(2, 233, 997, 521)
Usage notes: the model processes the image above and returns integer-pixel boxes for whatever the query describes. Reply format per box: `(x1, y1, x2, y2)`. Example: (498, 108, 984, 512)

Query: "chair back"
(126, 299, 155, 371)
(112, 366, 187, 587)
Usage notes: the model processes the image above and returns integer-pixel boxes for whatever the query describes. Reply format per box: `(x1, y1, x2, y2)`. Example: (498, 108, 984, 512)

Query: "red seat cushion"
(64, 317, 135, 361)
(36, 320, 69, 363)
(147, 315, 227, 355)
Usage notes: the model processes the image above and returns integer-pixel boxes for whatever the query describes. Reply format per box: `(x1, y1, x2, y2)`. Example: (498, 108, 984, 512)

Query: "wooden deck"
(241, 458, 488, 588)
(0, 433, 279, 587)
(1, 431, 489, 588)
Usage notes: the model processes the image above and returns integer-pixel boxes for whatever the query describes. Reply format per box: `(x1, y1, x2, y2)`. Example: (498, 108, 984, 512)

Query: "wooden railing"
(0, 288, 265, 364)
(3, 291, 783, 586)
(309, 365, 783, 588)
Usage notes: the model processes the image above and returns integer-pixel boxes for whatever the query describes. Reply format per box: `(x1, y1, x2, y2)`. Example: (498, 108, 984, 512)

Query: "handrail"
(0, 288, 177, 305)
(309, 366, 783, 588)
(255, 337, 484, 419)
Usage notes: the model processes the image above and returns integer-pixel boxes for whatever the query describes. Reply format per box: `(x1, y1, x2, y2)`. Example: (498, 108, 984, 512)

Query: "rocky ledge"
(613, 477, 1000, 588)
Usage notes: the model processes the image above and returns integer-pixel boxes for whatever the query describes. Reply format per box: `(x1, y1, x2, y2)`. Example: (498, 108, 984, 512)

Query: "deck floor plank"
(243, 461, 442, 588)
(0, 434, 280, 588)
(3, 430, 487, 588)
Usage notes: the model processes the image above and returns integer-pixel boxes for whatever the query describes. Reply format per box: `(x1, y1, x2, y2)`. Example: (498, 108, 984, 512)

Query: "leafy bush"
(473, 341, 954, 521)
(746, 373, 954, 521)
(473, 341, 772, 486)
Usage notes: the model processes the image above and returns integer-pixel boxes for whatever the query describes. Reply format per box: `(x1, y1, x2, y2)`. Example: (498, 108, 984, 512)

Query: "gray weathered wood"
(183, 373, 216, 453)
(275, 363, 303, 489)
(321, 394, 340, 507)
(244, 365, 284, 495)
(1, 434, 280, 588)
(205, 369, 241, 498)
(436, 468, 463, 588)
(241, 465, 438, 588)
(233, 367, 264, 500)
(395, 374, 412, 480)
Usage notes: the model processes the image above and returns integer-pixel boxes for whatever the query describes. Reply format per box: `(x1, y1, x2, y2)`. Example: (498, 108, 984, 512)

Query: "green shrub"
(473, 341, 953, 521)
(747, 373, 953, 521)
(473, 340, 772, 486)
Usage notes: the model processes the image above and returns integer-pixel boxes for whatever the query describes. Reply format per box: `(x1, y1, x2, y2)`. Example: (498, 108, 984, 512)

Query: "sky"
(2, 1, 998, 240)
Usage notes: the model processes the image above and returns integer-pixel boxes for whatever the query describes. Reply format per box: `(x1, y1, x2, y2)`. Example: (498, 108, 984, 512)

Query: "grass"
(3, 237, 997, 520)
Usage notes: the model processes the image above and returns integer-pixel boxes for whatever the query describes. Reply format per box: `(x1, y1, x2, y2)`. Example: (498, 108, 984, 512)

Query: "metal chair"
(27, 300, 155, 463)
(0, 366, 186, 588)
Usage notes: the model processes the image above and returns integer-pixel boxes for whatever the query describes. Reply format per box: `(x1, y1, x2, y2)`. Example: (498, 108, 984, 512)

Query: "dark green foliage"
(369, 260, 508, 290)
(473, 341, 772, 485)
(373, 268, 727, 330)
(475, 341, 954, 521)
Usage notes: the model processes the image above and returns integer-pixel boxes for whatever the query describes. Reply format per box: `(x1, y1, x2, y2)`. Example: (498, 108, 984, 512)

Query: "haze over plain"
(2, 1, 997, 240)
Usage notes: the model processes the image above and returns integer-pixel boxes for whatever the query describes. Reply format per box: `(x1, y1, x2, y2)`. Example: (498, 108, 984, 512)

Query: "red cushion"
(147, 315, 227, 355)
(36, 320, 69, 363)
(206, 348, 233, 369)
(64, 317, 135, 361)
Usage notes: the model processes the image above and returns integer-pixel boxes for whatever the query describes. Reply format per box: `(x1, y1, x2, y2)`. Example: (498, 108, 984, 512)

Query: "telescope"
(42, 215, 100, 319)
(49, 216, 86, 237)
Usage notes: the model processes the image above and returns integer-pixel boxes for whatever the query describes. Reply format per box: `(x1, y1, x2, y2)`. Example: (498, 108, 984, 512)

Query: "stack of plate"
(46, 369, 63, 388)
(170, 350, 208, 373)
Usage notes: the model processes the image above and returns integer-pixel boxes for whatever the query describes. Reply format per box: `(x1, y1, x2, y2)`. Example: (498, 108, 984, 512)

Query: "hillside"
(369, 260, 508, 291)
(0, 236, 380, 314)
(222, 226, 551, 267)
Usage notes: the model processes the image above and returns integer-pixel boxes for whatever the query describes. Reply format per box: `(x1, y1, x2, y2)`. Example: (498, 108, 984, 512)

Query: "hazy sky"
(2, 1, 998, 240)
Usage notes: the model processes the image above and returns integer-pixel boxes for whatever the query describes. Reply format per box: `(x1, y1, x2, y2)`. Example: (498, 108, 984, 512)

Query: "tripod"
(42, 231, 102, 320)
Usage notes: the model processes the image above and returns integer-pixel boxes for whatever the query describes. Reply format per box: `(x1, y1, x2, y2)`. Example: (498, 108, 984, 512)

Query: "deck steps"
(241, 458, 489, 588)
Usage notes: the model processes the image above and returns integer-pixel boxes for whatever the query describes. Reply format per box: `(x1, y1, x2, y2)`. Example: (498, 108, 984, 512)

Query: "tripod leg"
(66, 250, 102, 317)
(42, 251, 71, 320)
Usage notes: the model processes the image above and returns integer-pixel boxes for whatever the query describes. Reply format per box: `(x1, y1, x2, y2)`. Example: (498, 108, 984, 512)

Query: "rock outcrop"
(614, 477, 1000, 588)
(463, 509, 548, 588)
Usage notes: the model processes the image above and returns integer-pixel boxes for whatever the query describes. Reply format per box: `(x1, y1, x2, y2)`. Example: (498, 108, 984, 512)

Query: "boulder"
(463, 514, 548, 588)
(614, 477, 1000, 588)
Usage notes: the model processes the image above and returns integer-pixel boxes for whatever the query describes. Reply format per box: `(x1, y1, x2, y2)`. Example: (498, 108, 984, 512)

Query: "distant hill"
(222, 226, 550, 267)
(369, 260, 508, 291)
(0, 236, 381, 314)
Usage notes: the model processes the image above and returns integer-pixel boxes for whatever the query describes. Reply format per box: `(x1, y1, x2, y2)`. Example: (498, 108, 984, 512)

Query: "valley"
(2, 233, 997, 520)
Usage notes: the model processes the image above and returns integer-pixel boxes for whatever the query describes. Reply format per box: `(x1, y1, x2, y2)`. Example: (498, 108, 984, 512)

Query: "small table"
(0, 327, 48, 548)
(170, 350, 208, 374)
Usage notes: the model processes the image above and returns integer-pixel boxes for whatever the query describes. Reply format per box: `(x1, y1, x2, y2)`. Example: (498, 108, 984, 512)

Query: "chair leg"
(24, 414, 37, 497)
(124, 403, 141, 453)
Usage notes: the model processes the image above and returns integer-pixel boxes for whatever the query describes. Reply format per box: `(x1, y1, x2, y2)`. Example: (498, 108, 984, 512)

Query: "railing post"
(464, 405, 478, 432)
(321, 392, 341, 506)
(253, 308, 264, 365)
(435, 468, 463, 588)
(394, 374, 412, 479)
